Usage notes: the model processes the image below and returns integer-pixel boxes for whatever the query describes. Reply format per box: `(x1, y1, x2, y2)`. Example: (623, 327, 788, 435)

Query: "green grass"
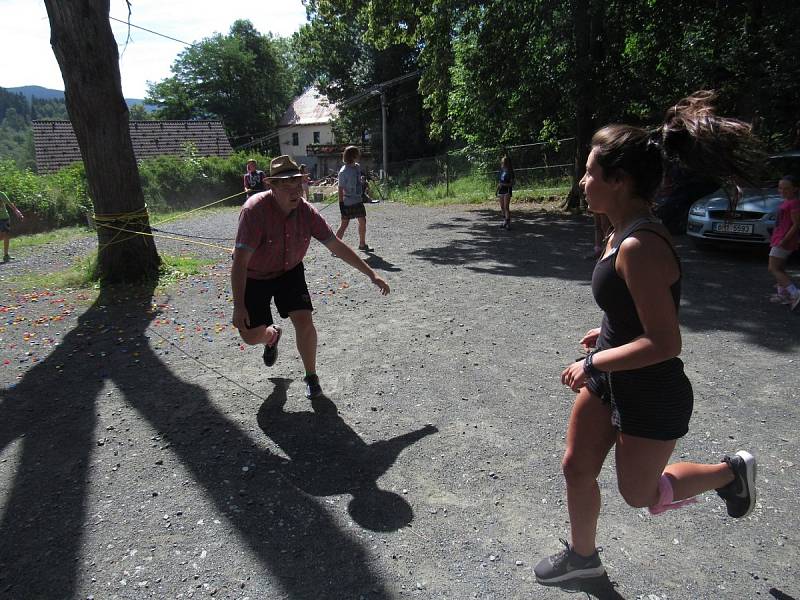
(157, 254, 216, 287)
(387, 174, 572, 206)
(11, 225, 94, 252)
(9, 204, 241, 254)
(5, 253, 216, 292)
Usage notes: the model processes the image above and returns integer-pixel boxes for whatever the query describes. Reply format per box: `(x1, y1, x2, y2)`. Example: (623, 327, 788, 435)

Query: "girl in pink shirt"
(767, 175, 800, 310)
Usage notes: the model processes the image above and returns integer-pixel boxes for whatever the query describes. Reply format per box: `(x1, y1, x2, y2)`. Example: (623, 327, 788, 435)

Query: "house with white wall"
(277, 88, 338, 178)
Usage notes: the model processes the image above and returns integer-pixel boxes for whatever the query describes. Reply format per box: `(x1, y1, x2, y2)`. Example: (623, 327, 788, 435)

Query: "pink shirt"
(771, 197, 800, 249)
(235, 191, 334, 280)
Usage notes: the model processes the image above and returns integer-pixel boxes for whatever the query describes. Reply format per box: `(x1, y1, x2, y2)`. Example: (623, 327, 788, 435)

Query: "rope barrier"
(151, 191, 246, 226)
(87, 190, 246, 254)
(145, 325, 268, 402)
(97, 222, 233, 253)
(87, 189, 342, 254)
(150, 227, 234, 242)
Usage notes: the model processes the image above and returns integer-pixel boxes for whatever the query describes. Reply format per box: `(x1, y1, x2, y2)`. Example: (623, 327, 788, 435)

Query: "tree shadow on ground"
(770, 588, 798, 600)
(257, 378, 437, 531)
(0, 282, 391, 599)
(410, 207, 800, 352)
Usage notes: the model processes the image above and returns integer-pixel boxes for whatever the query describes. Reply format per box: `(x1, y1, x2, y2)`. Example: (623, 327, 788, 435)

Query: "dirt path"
(0, 202, 798, 600)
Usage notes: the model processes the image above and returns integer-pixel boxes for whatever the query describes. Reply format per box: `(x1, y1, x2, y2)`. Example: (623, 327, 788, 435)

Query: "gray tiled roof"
(32, 120, 234, 174)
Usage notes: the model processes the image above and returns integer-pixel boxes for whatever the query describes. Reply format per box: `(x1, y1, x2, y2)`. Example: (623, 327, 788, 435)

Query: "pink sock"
(648, 474, 698, 516)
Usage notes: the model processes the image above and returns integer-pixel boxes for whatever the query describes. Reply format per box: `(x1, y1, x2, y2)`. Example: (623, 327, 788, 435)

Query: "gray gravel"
(0, 201, 798, 600)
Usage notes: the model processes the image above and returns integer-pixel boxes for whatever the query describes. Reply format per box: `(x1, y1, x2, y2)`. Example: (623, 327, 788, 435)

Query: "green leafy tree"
(128, 103, 153, 120)
(297, 2, 444, 163)
(146, 20, 294, 141)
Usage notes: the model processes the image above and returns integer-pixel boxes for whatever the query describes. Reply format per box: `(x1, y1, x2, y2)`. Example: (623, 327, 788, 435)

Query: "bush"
(0, 159, 89, 228)
(138, 149, 270, 211)
(0, 150, 271, 233)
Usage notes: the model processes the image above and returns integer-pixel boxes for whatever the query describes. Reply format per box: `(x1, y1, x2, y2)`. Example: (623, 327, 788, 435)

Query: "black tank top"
(592, 218, 681, 350)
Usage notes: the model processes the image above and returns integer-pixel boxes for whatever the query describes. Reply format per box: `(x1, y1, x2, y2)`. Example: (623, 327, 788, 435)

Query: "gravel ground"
(0, 201, 799, 600)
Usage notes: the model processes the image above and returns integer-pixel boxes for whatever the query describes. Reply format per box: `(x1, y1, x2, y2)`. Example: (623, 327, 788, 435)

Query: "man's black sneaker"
(303, 374, 323, 399)
(262, 326, 282, 367)
(2, 254, 10, 262)
(534, 539, 605, 585)
(358, 244, 373, 252)
(716, 450, 757, 518)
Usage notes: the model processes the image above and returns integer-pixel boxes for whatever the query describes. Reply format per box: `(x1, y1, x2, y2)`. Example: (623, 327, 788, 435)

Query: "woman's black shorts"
(244, 263, 312, 329)
(340, 202, 367, 219)
(498, 185, 512, 197)
(585, 357, 693, 441)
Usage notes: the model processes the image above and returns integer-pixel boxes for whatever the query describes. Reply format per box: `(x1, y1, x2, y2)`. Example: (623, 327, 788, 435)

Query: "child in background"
(300, 164, 311, 201)
(0, 191, 24, 262)
(767, 175, 800, 309)
(496, 155, 515, 230)
(243, 159, 266, 198)
(337, 146, 372, 252)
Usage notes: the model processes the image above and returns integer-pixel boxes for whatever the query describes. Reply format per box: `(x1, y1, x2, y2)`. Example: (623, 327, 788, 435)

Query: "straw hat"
(267, 155, 302, 179)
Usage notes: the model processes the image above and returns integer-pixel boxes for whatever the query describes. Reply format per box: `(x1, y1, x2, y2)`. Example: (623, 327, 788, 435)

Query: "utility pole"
(339, 71, 421, 198)
(381, 92, 388, 186)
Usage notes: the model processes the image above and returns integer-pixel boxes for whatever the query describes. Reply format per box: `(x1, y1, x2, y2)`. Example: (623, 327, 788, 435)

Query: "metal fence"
(385, 138, 576, 193)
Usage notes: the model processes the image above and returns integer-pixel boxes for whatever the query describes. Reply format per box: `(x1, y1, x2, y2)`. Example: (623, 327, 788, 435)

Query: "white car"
(686, 151, 800, 246)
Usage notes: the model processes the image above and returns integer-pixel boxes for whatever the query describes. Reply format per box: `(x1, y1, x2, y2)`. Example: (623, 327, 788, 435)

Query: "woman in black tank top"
(534, 92, 762, 586)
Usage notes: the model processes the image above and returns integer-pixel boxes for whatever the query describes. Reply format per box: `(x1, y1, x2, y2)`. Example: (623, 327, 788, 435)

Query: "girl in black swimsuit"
(535, 91, 764, 585)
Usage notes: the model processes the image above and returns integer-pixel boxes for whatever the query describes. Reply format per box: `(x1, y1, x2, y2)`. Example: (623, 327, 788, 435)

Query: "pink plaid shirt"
(235, 191, 334, 280)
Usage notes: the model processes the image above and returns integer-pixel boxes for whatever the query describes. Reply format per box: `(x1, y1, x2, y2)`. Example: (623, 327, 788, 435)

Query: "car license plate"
(713, 222, 753, 234)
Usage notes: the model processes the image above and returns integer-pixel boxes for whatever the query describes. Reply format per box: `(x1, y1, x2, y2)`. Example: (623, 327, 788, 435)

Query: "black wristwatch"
(583, 351, 601, 378)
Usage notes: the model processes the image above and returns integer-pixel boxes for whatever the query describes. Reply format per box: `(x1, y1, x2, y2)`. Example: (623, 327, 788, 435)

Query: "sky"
(0, 0, 309, 99)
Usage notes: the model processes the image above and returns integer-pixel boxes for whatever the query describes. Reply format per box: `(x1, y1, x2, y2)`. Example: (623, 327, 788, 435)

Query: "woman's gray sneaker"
(716, 450, 757, 518)
(534, 539, 605, 584)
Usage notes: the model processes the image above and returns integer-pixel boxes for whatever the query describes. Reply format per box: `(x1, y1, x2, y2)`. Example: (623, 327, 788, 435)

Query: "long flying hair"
(591, 91, 766, 207)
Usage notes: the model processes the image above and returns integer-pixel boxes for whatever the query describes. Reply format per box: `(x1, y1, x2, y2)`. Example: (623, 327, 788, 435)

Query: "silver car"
(686, 151, 800, 246)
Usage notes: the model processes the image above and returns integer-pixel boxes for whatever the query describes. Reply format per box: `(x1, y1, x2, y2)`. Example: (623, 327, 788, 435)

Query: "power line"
(109, 15, 194, 46)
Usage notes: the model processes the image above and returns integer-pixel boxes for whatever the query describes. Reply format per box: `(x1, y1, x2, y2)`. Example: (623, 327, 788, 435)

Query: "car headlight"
(689, 204, 707, 217)
(766, 211, 777, 221)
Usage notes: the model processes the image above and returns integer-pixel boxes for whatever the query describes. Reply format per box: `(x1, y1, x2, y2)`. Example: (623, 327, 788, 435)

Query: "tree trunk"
(737, 0, 764, 122)
(43, 0, 160, 283)
(564, 0, 595, 211)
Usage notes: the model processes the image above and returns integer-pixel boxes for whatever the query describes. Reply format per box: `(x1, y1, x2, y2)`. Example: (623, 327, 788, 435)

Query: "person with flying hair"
(534, 91, 763, 585)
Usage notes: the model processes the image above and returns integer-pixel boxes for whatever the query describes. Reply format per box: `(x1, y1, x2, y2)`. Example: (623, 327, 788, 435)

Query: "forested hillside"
(0, 87, 69, 170)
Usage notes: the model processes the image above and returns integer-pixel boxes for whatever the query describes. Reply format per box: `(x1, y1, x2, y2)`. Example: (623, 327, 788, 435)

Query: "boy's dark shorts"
(585, 357, 693, 441)
(244, 263, 312, 329)
(0, 219, 10, 233)
(339, 202, 367, 219)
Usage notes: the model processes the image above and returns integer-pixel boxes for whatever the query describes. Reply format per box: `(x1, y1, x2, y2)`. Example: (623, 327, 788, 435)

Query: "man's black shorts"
(244, 263, 312, 329)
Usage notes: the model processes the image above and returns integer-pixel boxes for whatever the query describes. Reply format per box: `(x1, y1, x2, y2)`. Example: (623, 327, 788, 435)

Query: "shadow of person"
(542, 573, 626, 599)
(257, 377, 437, 532)
(0, 282, 391, 598)
(364, 251, 402, 272)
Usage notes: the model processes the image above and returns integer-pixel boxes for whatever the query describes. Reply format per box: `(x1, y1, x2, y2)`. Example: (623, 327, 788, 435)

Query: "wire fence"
(383, 138, 576, 197)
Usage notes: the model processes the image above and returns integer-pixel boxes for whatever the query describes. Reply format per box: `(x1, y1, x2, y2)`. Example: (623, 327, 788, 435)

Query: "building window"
(313, 131, 320, 144)
(292, 132, 299, 146)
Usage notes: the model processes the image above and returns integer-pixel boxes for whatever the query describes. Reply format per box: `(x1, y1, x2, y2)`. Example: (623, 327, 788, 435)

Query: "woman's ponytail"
(661, 90, 766, 189)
